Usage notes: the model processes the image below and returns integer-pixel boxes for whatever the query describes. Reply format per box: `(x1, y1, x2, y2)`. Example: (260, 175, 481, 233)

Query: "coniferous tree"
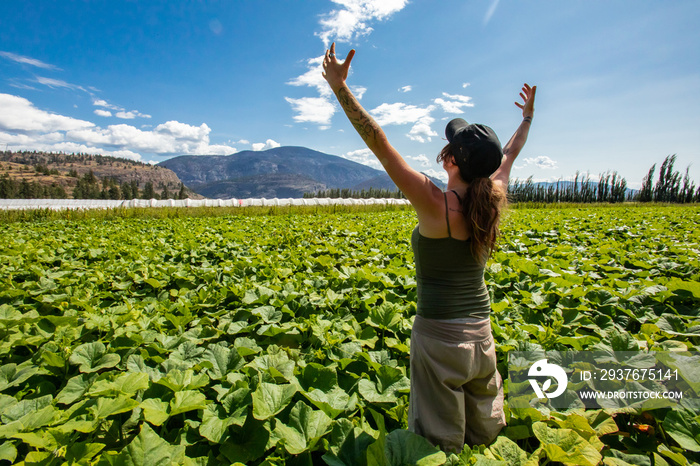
(141, 181, 156, 199)
(638, 164, 655, 202)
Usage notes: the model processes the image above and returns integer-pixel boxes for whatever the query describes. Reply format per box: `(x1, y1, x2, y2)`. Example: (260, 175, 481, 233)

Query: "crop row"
(0, 205, 699, 465)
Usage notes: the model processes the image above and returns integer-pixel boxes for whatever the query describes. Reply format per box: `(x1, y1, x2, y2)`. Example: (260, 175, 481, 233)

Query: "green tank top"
(410, 191, 491, 320)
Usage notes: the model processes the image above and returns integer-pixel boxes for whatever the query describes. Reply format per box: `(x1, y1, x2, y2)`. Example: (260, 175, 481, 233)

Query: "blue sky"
(1, 0, 698, 188)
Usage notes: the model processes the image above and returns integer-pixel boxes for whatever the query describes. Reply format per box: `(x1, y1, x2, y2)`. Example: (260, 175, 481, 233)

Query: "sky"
(1, 0, 699, 189)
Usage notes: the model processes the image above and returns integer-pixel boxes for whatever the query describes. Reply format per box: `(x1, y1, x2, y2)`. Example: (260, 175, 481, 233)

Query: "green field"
(1, 205, 699, 465)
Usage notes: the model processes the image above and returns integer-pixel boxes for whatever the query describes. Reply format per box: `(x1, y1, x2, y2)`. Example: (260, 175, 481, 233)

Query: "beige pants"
(408, 315, 505, 453)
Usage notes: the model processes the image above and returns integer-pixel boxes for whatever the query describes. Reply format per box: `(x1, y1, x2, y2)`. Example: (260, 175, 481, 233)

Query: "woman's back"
(411, 191, 491, 320)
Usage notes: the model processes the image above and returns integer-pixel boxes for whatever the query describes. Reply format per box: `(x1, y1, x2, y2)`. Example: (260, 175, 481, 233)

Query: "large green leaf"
(274, 401, 332, 455)
(298, 363, 338, 392)
(662, 410, 700, 452)
(219, 417, 271, 464)
(91, 395, 140, 420)
(169, 390, 208, 415)
(302, 386, 358, 419)
(489, 436, 530, 465)
(202, 343, 244, 380)
(65, 441, 106, 465)
(322, 423, 374, 466)
(383, 429, 446, 466)
(0, 405, 57, 438)
(532, 422, 602, 466)
(140, 398, 170, 426)
(156, 369, 209, 392)
(199, 404, 237, 443)
(358, 366, 410, 403)
(56, 373, 97, 404)
(0, 363, 40, 391)
(252, 382, 298, 420)
(1, 394, 52, 423)
(89, 372, 150, 397)
(69, 342, 121, 373)
(0, 441, 17, 463)
(100, 422, 186, 466)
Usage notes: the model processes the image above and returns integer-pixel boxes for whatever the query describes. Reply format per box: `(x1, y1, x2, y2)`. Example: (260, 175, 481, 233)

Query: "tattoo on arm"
(337, 87, 380, 145)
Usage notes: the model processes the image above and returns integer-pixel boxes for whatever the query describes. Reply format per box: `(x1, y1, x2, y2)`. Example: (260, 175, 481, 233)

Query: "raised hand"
(515, 83, 536, 119)
(322, 42, 356, 93)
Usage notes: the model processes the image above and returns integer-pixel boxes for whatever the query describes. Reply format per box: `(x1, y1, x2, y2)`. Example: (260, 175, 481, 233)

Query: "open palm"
(322, 42, 355, 93)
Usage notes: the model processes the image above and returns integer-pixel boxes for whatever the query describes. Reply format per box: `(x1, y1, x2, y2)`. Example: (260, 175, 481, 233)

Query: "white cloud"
(93, 99, 150, 120)
(407, 118, 438, 143)
(285, 96, 336, 125)
(423, 168, 448, 183)
(516, 156, 558, 170)
(341, 148, 382, 170)
(407, 154, 431, 167)
(65, 122, 236, 155)
(0, 131, 144, 162)
(252, 139, 281, 151)
(399, 85, 412, 93)
(8, 82, 39, 91)
(0, 93, 236, 159)
(484, 0, 500, 25)
(0, 93, 94, 133)
(116, 110, 152, 120)
(368, 102, 438, 143)
(462, 83, 471, 88)
(94, 109, 112, 117)
(93, 99, 122, 111)
(287, 0, 408, 126)
(287, 56, 331, 97)
(209, 19, 223, 35)
(433, 92, 474, 114)
(0, 51, 59, 70)
(351, 85, 367, 99)
(370, 102, 435, 126)
(107, 150, 144, 161)
(155, 121, 210, 141)
(317, 0, 409, 46)
(35, 76, 86, 92)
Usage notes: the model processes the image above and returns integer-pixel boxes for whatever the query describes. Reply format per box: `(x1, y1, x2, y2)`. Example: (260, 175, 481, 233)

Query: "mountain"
(160, 146, 404, 199)
(0, 151, 195, 199)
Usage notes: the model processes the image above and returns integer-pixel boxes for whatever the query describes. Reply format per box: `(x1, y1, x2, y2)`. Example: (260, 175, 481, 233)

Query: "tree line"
(0, 167, 189, 200)
(0, 173, 68, 199)
(508, 171, 630, 203)
(304, 187, 405, 199)
(0, 150, 151, 168)
(508, 155, 698, 204)
(72, 171, 189, 200)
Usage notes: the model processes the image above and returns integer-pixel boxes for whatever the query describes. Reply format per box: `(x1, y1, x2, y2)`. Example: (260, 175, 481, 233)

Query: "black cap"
(445, 118, 503, 182)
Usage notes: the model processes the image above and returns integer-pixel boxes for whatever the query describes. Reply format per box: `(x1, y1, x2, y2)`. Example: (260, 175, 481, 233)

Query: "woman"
(322, 43, 535, 452)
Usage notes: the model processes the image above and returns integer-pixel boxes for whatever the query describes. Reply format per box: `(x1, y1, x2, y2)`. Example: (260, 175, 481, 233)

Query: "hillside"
(0, 151, 195, 199)
(160, 146, 404, 199)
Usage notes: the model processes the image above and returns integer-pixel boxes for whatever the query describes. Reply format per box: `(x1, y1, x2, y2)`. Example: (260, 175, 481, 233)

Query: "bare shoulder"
(413, 182, 450, 236)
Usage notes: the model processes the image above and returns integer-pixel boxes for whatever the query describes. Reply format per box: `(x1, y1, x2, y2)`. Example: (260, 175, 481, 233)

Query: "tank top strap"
(443, 191, 452, 238)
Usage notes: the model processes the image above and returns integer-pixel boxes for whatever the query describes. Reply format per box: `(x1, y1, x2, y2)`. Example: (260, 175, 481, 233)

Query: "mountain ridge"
(160, 146, 416, 199)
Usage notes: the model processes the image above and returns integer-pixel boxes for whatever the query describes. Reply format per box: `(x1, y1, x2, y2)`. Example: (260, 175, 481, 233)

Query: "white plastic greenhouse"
(0, 198, 411, 211)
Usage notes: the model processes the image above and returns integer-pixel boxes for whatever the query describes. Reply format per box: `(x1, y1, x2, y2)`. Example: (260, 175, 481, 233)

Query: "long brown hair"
(437, 145, 507, 263)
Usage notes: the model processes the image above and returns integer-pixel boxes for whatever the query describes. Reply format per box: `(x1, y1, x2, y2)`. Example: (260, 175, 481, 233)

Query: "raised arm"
(322, 43, 440, 212)
(491, 84, 536, 189)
